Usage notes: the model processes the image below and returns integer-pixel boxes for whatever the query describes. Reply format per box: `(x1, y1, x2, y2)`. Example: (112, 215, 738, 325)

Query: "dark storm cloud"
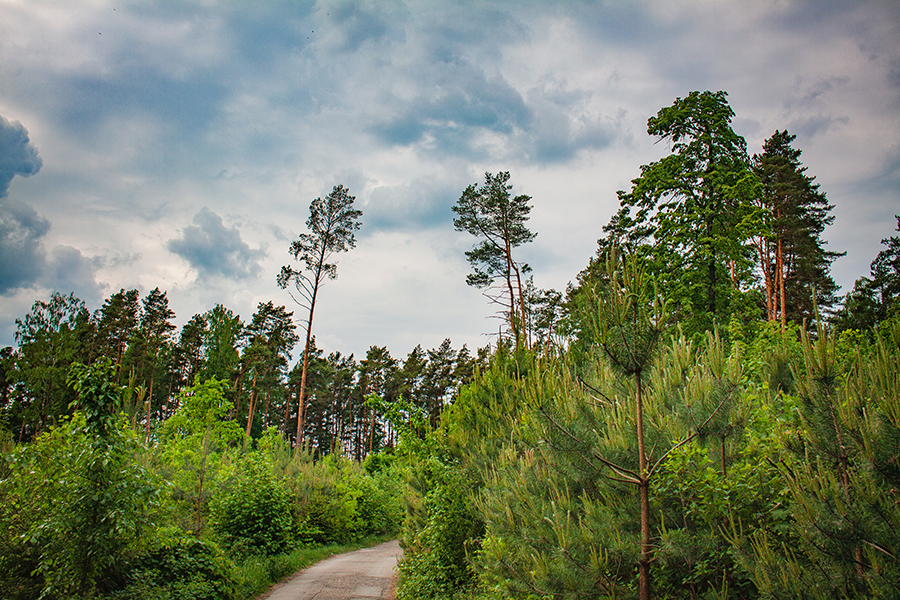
(54, 70, 226, 141)
(0, 202, 50, 294)
(0, 116, 43, 198)
(167, 208, 266, 280)
(368, 63, 532, 151)
(0, 117, 49, 294)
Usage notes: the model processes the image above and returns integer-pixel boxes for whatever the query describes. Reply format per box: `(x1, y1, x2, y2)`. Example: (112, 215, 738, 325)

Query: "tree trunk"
(504, 241, 519, 345)
(296, 249, 326, 455)
(145, 371, 155, 443)
(636, 372, 652, 600)
(245, 370, 258, 438)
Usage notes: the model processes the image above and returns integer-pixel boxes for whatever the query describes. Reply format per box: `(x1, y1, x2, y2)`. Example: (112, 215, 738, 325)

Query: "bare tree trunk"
(145, 371, 155, 444)
(778, 235, 786, 327)
(636, 372, 652, 600)
(367, 406, 375, 456)
(504, 242, 519, 345)
(245, 370, 258, 438)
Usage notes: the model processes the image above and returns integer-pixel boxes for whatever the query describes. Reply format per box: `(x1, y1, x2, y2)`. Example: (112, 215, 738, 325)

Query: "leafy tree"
(605, 91, 762, 333)
(278, 184, 362, 453)
(453, 171, 536, 347)
(2, 360, 159, 598)
(159, 378, 244, 536)
(211, 452, 293, 557)
(12, 292, 90, 440)
(752, 130, 843, 325)
(835, 215, 900, 330)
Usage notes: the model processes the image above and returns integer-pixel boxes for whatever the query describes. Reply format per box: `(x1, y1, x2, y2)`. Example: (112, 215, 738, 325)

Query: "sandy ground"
(258, 539, 403, 600)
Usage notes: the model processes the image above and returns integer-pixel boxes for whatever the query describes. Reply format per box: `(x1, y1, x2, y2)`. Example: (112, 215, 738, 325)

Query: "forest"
(1, 90, 898, 600)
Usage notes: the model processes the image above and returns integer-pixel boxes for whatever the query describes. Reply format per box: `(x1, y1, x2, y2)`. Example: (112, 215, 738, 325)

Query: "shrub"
(0, 361, 159, 599)
(211, 453, 293, 557)
(397, 456, 483, 600)
(114, 533, 237, 600)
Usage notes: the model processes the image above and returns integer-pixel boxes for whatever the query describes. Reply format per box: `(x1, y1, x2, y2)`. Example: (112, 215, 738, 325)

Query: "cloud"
(0, 202, 50, 294)
(44, 245, 106, 306)
(0, 115, 42, 198)
(368, 63, 532, 153)
(0, 115, 103, 299)
(167, 208, 266, 280)
(786, 114, 850, 139)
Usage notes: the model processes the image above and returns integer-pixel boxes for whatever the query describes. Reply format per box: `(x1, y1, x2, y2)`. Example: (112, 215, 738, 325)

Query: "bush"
(0, 361, 159, 599)
(397, 456, 483, 600)
(114, 533, 237, 600)
(355, 467, 404, 537)
(291, 455, 365, 544)
(211, 453, 293, 557)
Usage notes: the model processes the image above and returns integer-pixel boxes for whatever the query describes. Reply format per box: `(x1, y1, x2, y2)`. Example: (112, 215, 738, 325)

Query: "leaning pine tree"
(278, 184, 361, 454)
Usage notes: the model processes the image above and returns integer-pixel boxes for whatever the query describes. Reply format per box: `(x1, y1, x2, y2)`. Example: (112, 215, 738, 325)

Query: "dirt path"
(259, 539, 404, 600)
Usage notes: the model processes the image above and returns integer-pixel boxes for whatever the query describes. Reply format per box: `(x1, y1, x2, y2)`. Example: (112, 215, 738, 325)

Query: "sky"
(1, 0, 898, 362)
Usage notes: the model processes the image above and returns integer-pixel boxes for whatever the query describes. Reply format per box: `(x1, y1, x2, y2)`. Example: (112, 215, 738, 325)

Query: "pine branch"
(538, 406, 641, 484)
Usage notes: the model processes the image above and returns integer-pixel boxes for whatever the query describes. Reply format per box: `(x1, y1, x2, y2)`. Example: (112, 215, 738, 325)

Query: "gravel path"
(259, 540, 403, 600)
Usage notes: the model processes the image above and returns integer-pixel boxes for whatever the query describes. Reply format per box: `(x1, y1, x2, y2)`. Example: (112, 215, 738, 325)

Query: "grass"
(236, 534, 398, 600)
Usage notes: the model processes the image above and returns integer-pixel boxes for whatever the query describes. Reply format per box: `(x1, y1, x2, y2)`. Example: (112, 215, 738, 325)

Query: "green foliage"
(732, 320, 900, 598)
(113, 533, 237, 600)
(157, 378, 244, 535)
(211, 452, 293, 557)
(604, 90, 763, 335)
(453, 171, 536, 345)
(1, 360, 160, 599)
(287, 452, 402, 544)
(752, 130, 843, 325)
(12, 292, 91, 441)
(398, 455, 484, 600)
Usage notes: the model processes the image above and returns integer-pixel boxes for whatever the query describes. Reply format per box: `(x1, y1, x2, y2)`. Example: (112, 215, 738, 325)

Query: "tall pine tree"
(752, 130, 843, 326)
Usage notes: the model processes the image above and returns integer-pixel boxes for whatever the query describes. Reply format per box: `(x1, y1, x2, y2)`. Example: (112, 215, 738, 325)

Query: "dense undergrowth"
(0, 366, 404, 600)
(395, 311, 900, 600)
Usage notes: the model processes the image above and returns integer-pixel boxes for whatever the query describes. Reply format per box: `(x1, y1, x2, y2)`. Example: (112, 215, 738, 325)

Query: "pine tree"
(752, 130, 843, 325)
(835, 215, 900, 330)
(94, 289, 140, 379)
(129, 287, 176, 442)
(453, 171, 536, 347)
(278, 184, 362, 454)
(605, 91, 762, 334)
(738, 319, 900, 597)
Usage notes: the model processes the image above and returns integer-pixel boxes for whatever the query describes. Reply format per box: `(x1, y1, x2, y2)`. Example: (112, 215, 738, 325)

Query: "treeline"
(1, 289, 485, 455)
